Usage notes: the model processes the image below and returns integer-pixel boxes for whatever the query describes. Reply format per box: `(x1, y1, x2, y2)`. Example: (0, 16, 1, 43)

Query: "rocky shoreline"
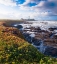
(13, 21, 57, 57)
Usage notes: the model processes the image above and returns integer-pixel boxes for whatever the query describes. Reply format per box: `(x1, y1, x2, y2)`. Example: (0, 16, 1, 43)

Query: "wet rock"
(23, 33, 32, 43)
(30, 27, 41, 32)
(32, 38, 41, 46)
(16, 25, 23, 29)
(23, 33, 29, 37)
(49, 27, 57, 31)
(44, 47, 57, 57)
(53, 35, 57, 39)
(35, 33, 44, 39)
(27, 36, 32, 43)
(44, 39, 57, 45)
(37, 30, 48, 33)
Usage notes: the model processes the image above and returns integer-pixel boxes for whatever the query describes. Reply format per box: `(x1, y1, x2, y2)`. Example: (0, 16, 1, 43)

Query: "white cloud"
(0, 0, 16, 6)
(19, 0, 38, 6)
(0, 0, 57, 20)
(0, 5, 49, 20)
(31, 0, 57, 15)
(38, 1, 45, 7)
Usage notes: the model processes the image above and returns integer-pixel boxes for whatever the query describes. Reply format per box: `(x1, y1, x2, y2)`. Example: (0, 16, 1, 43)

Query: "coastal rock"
(44, 47, 57, 57)
(23, 33, 32, 43)
(44, 39, 57, 48)
(49, 27, 57, 31)
(15, 25, 23, 29)
(14, 22, 57, 57)
(53, 35, 57, 39)
(32, 38, 41, 46)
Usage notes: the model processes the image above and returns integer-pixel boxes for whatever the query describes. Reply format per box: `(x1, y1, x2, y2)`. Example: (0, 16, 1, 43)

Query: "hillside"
(0, 20, 57, 64)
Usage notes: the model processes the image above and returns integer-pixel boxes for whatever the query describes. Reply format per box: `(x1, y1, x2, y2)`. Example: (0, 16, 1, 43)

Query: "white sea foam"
(30, 33, 35, 37)
(27, 21, 57, 31)
(14, 21, 57, 31)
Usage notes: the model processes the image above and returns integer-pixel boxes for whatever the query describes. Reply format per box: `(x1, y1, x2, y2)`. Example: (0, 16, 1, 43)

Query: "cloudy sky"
(0, 0, 57, 20)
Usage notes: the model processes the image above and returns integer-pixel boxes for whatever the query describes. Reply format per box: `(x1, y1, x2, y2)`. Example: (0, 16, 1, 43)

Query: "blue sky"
(0, 0, 57, 20)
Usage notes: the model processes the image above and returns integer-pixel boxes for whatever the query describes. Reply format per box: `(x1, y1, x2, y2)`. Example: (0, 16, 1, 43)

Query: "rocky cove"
(13, 21, 57, 57)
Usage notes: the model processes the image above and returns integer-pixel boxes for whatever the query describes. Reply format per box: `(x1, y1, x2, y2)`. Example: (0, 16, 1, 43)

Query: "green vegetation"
(0, 21, 57, 64)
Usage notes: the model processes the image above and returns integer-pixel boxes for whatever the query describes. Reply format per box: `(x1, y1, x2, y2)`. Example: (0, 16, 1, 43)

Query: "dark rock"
(44, 47, 57, 57)
(16, 25, 23, 29)
(49, 27, 57, 31)
(30, 27, 41, 32)
(32, 38, 41, 46)
(23, 33, 32, 43)
(44, 39, 57, 46)
(53, 35, 57, 39)
(23, 33, 30, 39)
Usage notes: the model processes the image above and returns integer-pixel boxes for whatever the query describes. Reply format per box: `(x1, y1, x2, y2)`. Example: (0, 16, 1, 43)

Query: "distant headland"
(21, 18, 36, 21)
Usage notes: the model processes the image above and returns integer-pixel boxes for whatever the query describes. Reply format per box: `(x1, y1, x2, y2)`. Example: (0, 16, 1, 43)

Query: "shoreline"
(13, 21, 57, 57)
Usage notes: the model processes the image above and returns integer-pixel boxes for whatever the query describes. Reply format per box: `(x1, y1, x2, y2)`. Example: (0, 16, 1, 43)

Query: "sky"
(0, 0, 57, 20)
